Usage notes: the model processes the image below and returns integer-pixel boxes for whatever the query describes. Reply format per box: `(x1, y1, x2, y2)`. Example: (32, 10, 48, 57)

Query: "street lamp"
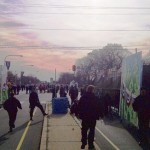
(0, 55, 23, 104)
(4, 55, 23, 73)
(4, 55, 23, 81)
(4, 55, 23, 68)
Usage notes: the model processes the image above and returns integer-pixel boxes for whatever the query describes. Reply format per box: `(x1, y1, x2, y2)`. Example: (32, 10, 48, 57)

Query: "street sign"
(5, 61, 10, 70)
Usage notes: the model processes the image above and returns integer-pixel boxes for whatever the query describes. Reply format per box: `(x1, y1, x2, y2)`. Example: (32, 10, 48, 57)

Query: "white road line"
(74, 117, 101, 150)
(96, 127, 120, 150)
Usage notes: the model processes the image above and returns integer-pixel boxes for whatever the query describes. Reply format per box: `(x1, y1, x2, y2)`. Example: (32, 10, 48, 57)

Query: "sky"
(0, 0, 150, 82)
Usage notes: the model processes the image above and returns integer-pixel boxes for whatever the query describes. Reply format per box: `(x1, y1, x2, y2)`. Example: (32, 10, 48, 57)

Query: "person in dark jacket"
(78, 85, 103, 149)
(59, 85, 66, 97)
(80, 86, 87, 97)
(103, 93, 112, 118)
(132, 87, 150, 149)
(69, 85, 78, 104)
(51, 85, 57, 98)
(29, 87, 47, 121)
(3, 93, 22, 132)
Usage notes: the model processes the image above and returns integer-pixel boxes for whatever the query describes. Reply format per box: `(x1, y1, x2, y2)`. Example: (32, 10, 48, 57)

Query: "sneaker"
(88, 144, 95, 150)
(12, 124, 15, 128)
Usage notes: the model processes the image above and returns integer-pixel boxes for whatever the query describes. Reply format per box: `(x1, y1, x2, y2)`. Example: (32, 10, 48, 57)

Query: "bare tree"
(58, 72, 74, 84)
(76, 43, 131, 85)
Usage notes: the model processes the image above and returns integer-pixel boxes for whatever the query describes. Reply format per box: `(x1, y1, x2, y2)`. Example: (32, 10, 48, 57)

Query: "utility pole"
(135, 48, 137, 53)
(55, 68, 57, 98)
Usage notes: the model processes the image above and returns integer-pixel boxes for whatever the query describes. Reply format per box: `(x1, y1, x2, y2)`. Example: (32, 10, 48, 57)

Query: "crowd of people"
(2, 81, 150, 149)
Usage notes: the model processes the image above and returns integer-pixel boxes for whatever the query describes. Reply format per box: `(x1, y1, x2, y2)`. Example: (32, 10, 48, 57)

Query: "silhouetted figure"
(78, 85, 103, 149)
(103, 93, 112, 118)
(29, 87, 47, 121)
(80, 86, 86, 97)
(65, 84, 69, 93)
(132, 87, 150, 150)
(29, 84, 33, 94)
(25, 84, 29, 94)
(69, 85, 78, 104)
(17, 84, 20, 95)
(59, 85, 65, 97)
(3, 93, 22, 132)
(51, 85, 57, 98)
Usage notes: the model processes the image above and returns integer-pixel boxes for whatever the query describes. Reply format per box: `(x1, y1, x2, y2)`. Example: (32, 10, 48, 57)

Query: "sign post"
(5, 61, 10, 70)
(0, 65, 2, 105)
(5, 61, 11, 83)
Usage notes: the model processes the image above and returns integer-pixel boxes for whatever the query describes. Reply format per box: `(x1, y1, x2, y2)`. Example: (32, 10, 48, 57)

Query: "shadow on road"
(102, 116, 123, 129)
(14, 121, 29, 132)
(0, 121, 29, 145)
(30, 120, 43, 126)
(0, 133, 9, 145)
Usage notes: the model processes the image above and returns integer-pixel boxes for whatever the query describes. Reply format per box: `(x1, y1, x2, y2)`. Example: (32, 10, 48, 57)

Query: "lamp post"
(4, 55, 23, 81)
(0, 55, 23, 104)
(4, 55, 23, 68)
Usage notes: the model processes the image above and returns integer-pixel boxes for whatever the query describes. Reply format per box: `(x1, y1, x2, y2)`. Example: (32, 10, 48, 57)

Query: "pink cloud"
(0, 17, 86, 74)
(18, 32, 38, 39)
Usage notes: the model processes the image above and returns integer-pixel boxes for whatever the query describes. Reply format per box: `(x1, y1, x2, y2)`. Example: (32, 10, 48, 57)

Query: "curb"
(40, 103, 49, 150)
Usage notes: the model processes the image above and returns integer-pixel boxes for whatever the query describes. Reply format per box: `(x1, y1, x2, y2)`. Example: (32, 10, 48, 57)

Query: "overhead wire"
(1, 3, 150, 9)
(0, 3, 150, 52)
(0, 45, 149, 51)
(0, 27, 150, 31)
(1, 12, 150, 16)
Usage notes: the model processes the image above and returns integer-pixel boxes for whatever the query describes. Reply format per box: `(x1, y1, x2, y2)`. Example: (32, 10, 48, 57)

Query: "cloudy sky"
(0, 0, 150, 81)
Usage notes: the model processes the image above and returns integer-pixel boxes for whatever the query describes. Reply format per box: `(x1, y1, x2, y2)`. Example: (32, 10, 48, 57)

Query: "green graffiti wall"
(119, 52, 143, 127)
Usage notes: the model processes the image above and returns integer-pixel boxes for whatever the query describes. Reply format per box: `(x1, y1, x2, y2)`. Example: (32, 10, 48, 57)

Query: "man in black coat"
(3, 93, 22, 132)
(69, 85, 78, 104)
(132, 87, 150, 149)
(103, 93, 112, 118)
(78, 85, 103, 149)
(29, 87, 47, 121)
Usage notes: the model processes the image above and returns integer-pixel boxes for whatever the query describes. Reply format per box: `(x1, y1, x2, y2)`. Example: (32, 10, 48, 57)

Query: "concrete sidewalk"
(40, 103, 100, 150)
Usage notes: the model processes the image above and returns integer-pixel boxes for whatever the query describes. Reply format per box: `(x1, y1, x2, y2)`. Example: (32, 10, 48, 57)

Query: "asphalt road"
(0, 91, 50, 150)
(95, 118, 142, 150)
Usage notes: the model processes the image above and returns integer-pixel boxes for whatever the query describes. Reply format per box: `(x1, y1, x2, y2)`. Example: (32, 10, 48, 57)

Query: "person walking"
(3, 93, 22, 132)
(132, 87, 150, 150)
(29, 87, 47, 121)
(59, 85, 65, 97)
(25, 84, 29, 94)
(103, 93, 112, 119)
(78, 85, 103, 149)
(69, 85, 78, 104)
(51, 85, 57, 98)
